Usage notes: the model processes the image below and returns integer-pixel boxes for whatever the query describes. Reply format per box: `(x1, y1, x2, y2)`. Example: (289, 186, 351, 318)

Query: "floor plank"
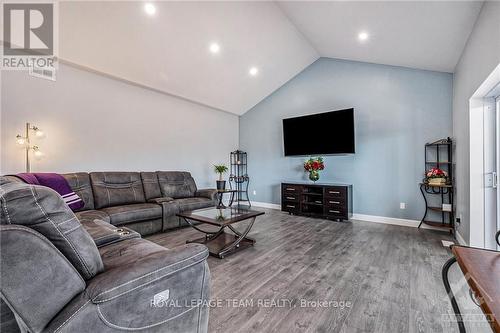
(147, 208, 492, 333)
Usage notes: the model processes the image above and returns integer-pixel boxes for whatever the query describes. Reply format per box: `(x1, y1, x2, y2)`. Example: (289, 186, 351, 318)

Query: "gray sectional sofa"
(0, 172, 215, 332)
(64, 171, 217, 236)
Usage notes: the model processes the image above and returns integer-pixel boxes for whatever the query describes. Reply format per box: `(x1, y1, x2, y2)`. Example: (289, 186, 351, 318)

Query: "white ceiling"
(59, 1, 483, 115)
(59, 1, 319, 115)
(278, 1, 483, 73)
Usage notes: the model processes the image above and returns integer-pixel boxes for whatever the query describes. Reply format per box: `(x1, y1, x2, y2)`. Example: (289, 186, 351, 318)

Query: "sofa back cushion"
(157, 171, 197, 199)
(0, 175, 23, 185)
(1, 225, 86, 333)
(0, 181, 104, 280)
(90, 172, 146, 209)
(141, 172, 162, 200)
(63, 172, 94, 211)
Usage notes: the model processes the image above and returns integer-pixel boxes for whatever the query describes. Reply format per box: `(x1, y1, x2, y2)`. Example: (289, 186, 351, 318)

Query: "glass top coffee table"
(177, 206, 265, 259)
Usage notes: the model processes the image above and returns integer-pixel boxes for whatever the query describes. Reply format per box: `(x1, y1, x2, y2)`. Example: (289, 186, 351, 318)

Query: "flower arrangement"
(304, 157, 325, 182)
(425, 167, 447, 185)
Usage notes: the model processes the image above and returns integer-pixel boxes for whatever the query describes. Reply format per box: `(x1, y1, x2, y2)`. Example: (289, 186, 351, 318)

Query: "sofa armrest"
(81, 218, 140, 247)
(195, 189, 217, 201)
(87, 243, 208, 303)
(148, 197, 174, 204)
(85, 243, 210, 330)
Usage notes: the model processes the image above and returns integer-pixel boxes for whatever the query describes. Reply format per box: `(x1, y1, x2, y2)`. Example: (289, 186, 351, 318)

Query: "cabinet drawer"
(325, 187, 346, 198)
(325, 198, 345, 207)
(325, 207, 346, 217)
(282, 184, 301, 193)
(282, 201, 299, 213)
(283, 194, 299, 202)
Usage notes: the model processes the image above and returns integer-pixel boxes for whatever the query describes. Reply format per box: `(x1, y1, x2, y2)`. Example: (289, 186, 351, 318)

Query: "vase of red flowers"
(426, 167, 447, 185)
(304, 157, 325, 182)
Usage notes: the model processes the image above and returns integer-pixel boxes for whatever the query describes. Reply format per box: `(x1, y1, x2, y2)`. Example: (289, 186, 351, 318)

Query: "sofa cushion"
(90, 172, 146, 209)
(141, 172, 162, 201)
(174, 197, 214, 212)
(101, 203, 162, 226)
(63, 172, 94, 211)
(0, 182, 104, 280)
(120, 218, 163, 236)
(75, 209, 110, 224)
(157, 171, 197, 199)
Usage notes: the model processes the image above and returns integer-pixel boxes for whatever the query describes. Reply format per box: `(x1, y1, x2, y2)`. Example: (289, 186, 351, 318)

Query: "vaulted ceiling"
(277, 1, 482, 73)
(59, 1, 483, 115)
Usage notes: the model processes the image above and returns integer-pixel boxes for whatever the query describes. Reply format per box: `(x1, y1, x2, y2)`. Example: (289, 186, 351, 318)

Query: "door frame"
(469, 63, 500, 248)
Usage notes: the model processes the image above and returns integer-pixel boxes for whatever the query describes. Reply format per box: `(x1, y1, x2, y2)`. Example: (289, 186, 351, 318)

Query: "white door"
(497, 96, 500, 250)
(484, 98, 496, 250)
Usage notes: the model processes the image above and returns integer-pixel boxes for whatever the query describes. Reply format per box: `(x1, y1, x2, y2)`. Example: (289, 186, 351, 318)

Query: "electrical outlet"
(252, 190, 257, 196)
(400, 202, 406, 210)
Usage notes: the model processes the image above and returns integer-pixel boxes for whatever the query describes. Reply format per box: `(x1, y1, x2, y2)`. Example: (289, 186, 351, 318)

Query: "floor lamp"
(16, 122, 44, 173)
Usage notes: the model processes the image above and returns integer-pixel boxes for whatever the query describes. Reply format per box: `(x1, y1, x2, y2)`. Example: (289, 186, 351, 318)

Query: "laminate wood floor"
(147, 208, 492, 333)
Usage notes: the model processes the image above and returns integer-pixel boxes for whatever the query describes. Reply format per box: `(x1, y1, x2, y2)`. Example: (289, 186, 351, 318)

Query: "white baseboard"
(454, 231, 468, 246)
(352, 213, 420, 227)
(251, 202, 455, 234)
(251, 201, 282, 210)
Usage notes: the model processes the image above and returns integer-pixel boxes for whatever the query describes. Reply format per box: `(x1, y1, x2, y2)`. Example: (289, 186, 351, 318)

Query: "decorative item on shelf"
(442, 204, 453, 212)
(214, 164, 228, 190)
(304, 157, 325, 182)
(15, 122, 45, 172)
(425, 167, 448, 185)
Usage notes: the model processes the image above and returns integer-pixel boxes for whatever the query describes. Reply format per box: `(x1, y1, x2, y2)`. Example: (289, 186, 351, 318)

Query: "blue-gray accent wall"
(239, 58, 453, 220)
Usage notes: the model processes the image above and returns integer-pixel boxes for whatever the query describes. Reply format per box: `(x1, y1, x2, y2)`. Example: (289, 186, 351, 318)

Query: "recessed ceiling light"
(144, 3, 156, 16)
(209, 43, 220, 54)
(358, 31, 369, 42)
(249, 67, 259, 76)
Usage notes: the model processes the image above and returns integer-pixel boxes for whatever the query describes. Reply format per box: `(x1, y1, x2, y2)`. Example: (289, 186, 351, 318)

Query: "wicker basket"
(428, 177, 446, 185)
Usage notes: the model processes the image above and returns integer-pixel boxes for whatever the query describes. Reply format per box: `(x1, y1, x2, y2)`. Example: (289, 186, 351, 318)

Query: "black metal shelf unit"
(418, 137, 454, 233)
(229, 150, 251, 206)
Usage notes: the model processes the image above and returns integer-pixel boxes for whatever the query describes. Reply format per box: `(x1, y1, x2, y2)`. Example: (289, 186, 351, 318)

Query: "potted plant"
(426, 167, 448, 185)
(214, 164, 228, 190)
(304, 157, 325, 182)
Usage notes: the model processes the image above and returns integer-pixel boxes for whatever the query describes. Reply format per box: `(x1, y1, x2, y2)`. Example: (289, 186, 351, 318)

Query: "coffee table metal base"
(182, 217, 256, 259)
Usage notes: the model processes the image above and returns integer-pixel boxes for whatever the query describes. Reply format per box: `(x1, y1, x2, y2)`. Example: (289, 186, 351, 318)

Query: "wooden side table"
(442, 242, 500, 333)
(216, 189, 237, 209)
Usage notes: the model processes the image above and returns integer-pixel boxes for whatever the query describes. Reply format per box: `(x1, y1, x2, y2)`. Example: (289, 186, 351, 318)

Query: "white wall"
(0, 63, 239, 188)
(453, 1, 500, 244)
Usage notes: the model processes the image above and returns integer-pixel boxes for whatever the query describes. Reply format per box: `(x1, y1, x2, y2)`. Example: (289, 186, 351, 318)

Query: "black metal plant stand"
(418, 138, 455, 234)
(229, 150, 251, 206)
(442, 256, 466, 333)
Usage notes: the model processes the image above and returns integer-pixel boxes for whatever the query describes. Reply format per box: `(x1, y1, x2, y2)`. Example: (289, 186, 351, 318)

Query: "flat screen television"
(283, 108, 355, 156)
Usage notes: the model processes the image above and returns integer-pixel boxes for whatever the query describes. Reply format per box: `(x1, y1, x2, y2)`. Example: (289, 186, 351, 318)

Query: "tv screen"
(283, 108, 355, 156)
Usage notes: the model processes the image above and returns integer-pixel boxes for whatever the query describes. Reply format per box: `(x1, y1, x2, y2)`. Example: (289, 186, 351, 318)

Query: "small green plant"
(214, 164, 228, 181)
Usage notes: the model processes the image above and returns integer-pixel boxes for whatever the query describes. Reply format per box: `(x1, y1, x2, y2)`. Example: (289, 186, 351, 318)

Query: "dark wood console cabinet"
(281, 182, 352, 221)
